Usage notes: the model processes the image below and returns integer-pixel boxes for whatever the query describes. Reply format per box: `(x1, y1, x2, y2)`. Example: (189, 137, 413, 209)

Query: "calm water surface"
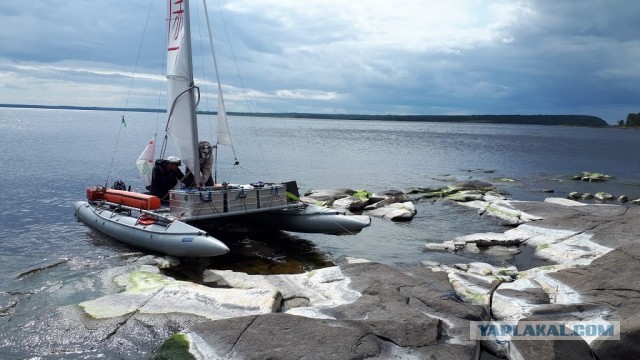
(1, 108, 640, 357)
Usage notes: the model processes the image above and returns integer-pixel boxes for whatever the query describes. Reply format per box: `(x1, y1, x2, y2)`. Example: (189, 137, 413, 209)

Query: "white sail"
(200, 0, 233, 149)
(136, 138, 155, 186)
(166, 0, 201, 185)
(217, 93, 232, 146)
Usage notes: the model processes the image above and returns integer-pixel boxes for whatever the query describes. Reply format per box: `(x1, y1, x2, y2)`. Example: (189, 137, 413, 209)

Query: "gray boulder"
(365, 201, 416, 221)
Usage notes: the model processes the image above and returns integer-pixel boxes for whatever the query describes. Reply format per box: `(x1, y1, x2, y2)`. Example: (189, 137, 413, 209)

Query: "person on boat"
(184, 141, 215, 188)
(147, 156, 185, 201)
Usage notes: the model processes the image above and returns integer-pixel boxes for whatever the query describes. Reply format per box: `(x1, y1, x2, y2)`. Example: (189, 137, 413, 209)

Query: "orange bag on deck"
(104, 189, 161, 210)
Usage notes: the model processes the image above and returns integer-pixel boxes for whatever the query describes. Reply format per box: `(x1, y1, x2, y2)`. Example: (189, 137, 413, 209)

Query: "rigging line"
(203, 0, 239, 164)
(161, 86, 199, 159)
(106, 0, 156, 187)
(234, 164, 267, 181)
(215, 0, 271, 181)
(122, 0, 156, 118)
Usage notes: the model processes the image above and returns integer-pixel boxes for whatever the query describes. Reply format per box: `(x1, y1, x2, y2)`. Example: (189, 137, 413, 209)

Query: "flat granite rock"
(159, 262, 483, 359)
(550, 244, 640, 320)
(183, 313, 468, 360)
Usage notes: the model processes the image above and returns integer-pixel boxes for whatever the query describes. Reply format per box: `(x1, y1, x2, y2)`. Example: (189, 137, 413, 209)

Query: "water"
(2, 108, 640, 357)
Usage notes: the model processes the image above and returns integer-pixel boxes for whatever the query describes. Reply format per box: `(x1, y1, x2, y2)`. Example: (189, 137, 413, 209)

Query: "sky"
(1, 0, 639, 123)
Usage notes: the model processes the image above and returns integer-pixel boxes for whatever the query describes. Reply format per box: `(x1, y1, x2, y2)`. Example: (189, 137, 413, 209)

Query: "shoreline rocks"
(570, 171, 611, 182)
(7, 184, 640, 359)
(303, 189, 417, 221)
(154, 261, 485, 359)
(152, 194, 640, 359)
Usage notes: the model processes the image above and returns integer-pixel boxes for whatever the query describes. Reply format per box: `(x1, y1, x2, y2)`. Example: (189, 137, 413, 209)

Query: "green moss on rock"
(127, 271, 170, 293)
(151, 333, 194, 360)
(352, 189, 373, 200)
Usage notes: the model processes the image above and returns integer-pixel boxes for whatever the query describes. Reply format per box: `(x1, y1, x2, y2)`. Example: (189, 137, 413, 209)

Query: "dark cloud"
(1, 0, 639, 122)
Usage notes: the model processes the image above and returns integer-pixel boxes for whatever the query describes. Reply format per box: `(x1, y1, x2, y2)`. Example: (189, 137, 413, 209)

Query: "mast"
(182, 0, 201, 186)
(166, 0, 201, 186)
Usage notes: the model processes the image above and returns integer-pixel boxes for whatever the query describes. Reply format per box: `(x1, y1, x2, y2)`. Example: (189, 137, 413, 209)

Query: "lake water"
(2, 108, 640, 357)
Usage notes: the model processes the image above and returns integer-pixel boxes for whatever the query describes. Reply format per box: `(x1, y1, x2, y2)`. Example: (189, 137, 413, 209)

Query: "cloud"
(1, 0, 639, 122)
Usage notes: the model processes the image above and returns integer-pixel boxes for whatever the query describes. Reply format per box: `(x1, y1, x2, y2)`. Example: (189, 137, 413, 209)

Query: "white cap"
(166, 156, 181, 164)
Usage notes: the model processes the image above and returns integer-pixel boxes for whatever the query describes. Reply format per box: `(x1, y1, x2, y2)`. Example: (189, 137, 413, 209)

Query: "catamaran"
(74, 0, 370, 257)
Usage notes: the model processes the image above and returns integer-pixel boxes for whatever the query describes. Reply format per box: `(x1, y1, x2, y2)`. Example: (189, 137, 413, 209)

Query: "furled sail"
(136, 138, 155, 186)
(165, 0, 201, 185)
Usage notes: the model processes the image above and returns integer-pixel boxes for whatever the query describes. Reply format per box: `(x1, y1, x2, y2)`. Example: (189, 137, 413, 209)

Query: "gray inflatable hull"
(250, 204, 371, 234)
(74, 201, 229, 257)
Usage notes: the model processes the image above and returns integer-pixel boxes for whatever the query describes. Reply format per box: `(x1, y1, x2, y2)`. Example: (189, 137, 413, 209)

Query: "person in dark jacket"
(147, 156, 185, 201)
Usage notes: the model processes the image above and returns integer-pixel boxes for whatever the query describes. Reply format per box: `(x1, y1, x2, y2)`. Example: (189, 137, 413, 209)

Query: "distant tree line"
(621, 113, 640, 127)
(0, 104, 609, 127)
(247, 113, 608, 127)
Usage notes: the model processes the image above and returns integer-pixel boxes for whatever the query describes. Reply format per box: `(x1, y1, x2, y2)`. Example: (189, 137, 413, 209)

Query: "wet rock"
(447, 190, 484, 202)
(303, 189, 354, 203)
(420, 260, 441, 268)
(375, 189, 410, 203)
(424, 241, 460, 252)
(546, 197, 586, 207)
(303, 189, 419, 221)
(568, 191, 581, 200)
(454, 232, 524, 247)
(595, 192, 614, 201)
(482, 245, 522, 259)
(451, 180, 496, 191)
(483, 191, 507, 202)
(363, 196, 396, 210)
(364, 190, 410, 210)
(448, 271, 502, 306)
(365, 201, 416, 221)
(331, 196, 363, 213)
(406, 187, 440, 194)
(457, 199, 543, 225)
(571, 171, 611, 182)
(453, 263, 470, 271)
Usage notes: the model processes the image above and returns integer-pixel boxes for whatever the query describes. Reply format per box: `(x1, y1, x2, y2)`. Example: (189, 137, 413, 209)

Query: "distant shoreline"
(0, 103, 609, 127)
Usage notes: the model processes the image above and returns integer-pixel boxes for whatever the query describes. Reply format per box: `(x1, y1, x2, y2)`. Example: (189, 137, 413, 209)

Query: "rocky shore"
(3, 183, 640, 359)
(153, 185, 640, 358)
